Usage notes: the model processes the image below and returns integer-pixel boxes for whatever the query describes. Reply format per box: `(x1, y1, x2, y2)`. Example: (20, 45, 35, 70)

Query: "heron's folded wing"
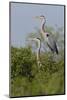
(47, 43, 54, 52)
(54, 41, 58, 54)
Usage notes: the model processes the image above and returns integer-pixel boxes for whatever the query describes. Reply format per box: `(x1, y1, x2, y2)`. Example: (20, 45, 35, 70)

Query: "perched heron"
(27, 38, 42, 67)
(35, 15, 58, 54)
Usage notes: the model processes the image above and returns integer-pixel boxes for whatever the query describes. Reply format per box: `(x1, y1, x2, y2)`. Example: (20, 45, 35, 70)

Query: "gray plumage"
(46, 34, 58, 54)
(35, 15, 58, 54)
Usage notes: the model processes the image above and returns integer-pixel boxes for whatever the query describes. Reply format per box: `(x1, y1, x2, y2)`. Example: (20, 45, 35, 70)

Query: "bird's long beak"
(27, 38, 34, 41)
(33, 16, 40, 19)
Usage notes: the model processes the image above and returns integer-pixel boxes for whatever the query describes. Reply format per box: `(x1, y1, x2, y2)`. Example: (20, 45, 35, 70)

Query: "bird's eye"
(46, 34, 49, 37)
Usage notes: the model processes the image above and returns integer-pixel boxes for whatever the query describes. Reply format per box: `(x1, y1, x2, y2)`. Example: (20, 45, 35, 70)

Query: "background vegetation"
(10, 26, 65, 97)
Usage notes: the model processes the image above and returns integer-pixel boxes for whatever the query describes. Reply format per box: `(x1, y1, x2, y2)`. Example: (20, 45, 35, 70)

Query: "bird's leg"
(51, 52, 56, 62)
(51, 52, 54, 60)
(48, 51, 54, 60)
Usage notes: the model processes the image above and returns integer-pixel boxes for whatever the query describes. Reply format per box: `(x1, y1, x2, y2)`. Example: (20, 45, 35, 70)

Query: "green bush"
(10, 46, 64, 97)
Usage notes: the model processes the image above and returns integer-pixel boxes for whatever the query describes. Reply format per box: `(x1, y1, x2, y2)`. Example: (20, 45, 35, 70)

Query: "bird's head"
(27, 38, 41, 49)
(34, 15, 46, 21)
(27, 38, 41, 42)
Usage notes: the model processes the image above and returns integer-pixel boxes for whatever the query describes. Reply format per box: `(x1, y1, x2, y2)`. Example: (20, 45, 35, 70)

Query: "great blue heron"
(35, 15, 58, 54)
(27, 38, 42, 67)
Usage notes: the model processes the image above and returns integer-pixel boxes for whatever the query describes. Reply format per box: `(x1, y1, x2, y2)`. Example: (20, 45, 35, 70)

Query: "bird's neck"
(36, 47, 41, 61)
(41, 19, 46, 38)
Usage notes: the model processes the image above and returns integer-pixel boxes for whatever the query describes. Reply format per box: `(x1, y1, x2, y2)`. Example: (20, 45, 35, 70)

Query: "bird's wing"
(47, 42, 54, 52)
(53, 41, 58, 54)
(47, 35, 58, 54)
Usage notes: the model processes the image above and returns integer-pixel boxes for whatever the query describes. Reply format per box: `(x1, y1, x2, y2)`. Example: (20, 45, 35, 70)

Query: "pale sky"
(11, 2, 64, 47)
